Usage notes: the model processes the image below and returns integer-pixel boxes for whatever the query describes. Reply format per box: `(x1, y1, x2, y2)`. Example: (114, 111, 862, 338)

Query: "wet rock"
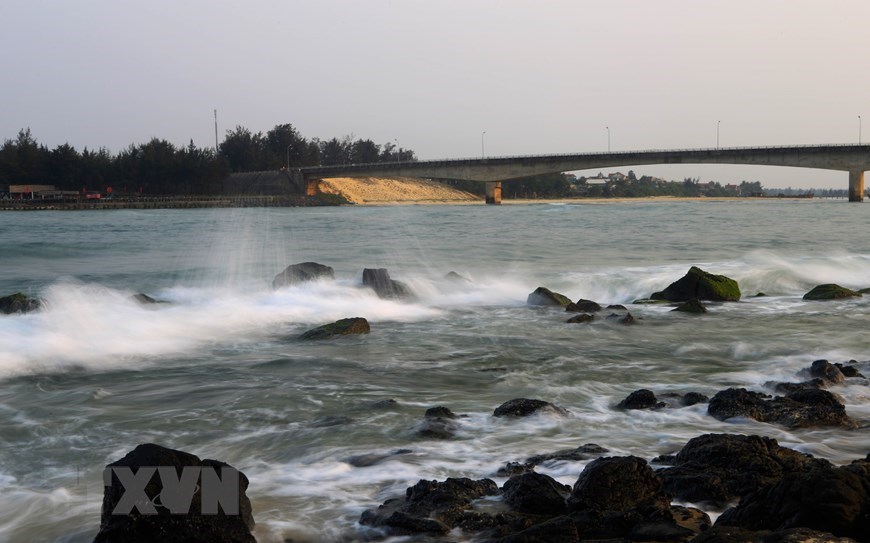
(527, 287, 572, 307)
(617, 389, 666, 410)
(0, 292, 41, 314)
(650, 266, 741, 302)
(418, 406, 461, 439)
(657, 433, 830, 505)
(607, 304, 627, 310)
(802, 284, 861, 301)
(362, 268, 413, 299)
(298, 317, 370, 340)
(565, 313, 594, 324)
(672, 298, 708, 313)
(272, 261, 334, 288)
(681, 392, 710, 406)
(445, 271, 471, 283)
(131, 293, 166, 304)
(488, 515, 579, 543)
(371, 398, 399, 409)
(525, 444, 609, 465)
(715, 464, 870, 541)
(346, 449, 413, 468)
(359, 477, 500, 536)
(769, 379, 824, 394)
(493, 398, 568, 417)
(567, 456, 664, 513)
(607, 311, 636, 324)
(692, 526, 860, 542)
(808, 359, 846, 385)
(671, 504, 712, 534)
(565, 299, 601, 312)
(94, 443, 255, 543)
(707, 387, 852, 429)
(836, 362, 865, 378)
(502, 472, 570, 515)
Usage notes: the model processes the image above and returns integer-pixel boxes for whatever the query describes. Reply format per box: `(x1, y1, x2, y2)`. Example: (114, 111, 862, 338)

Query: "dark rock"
(493, 398, 568, 417)
(803, 284, 861, 301)
(272, 261, 334, 289)
(565, 313, 594, 324)
(715, 464, 870, 541)
(525, 444, 609, 466)
(362, 268, 413, 299)
(671, 504, 712, 534)
(836, 363, 865, 378)
(707, 387, 852, 429)
(371, 398, 399, 409)
(418, 406, 460, 439)
(607, 304, 627, 310)
(346, 449, 412, 468)
(0, 292, 40, 314)
(607, 311, 636, 324)
(298, 317, 370, 340)
(617, 389, 666, 410)
(488, 515, 579, 543)
(769, 379, 824, 394)
(94, 443, 255, 543)
(809, 359, 846, 385)
(650, 266, 741, 302)
(657, 433, 831, 505)
(681, 392, 710, 406)
(445, 271, 471, 283)
(672, 298, 708, 313)
(359, 477, 500, 535)
(527, 287, 572, 307)
(496, 462, 536, 477)
(567, 456, 664, 513)
(752, 292, 768, 297)
(565, 299, 601, 312)
(502, 472, 570, 515)
(688, 525, 763, 542)
(131, 293, 163, 304)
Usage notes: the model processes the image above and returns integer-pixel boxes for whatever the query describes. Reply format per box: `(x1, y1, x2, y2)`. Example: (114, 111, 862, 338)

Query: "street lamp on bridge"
(859, 116, 862, 145)
(717, 120, 721, 149)
(481, 131, 486, 158)
(606, 126, 610, 153)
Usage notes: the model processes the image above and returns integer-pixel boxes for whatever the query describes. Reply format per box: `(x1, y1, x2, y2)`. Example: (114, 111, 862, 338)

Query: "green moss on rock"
(527, 287, 572, 307)
(802, 284, 862, 301)
(650, 266, 741, 302)
(299, 317, 370, 340)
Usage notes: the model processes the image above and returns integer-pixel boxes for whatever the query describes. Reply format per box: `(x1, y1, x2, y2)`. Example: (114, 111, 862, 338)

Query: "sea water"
(0, 200, 869, 542)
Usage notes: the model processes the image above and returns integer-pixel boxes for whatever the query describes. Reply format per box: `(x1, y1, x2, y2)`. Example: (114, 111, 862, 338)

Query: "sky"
(2, 0, 868, 189)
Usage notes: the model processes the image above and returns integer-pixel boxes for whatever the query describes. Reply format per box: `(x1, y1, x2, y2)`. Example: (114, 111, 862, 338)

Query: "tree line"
(0, 124, 416, 195)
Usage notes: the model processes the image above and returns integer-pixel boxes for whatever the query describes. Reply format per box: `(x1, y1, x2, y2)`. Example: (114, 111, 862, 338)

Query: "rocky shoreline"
(5, 263, 869, 542)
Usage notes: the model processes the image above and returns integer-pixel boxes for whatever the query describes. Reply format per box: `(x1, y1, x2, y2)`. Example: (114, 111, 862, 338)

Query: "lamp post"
(717, 120, 721, 149)
(606, 126, 610, 153)
(860, 116, 862, 145)
(481, 131, 486, 158)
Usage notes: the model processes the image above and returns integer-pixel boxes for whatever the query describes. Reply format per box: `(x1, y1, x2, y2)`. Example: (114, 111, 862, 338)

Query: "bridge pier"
(849, 171, 865, 202)
(485, 182, 502, 205)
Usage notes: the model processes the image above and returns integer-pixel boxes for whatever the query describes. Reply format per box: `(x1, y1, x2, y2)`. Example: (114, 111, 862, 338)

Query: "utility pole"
(214, 110, 219, 153)
(717, 120, 721, 149)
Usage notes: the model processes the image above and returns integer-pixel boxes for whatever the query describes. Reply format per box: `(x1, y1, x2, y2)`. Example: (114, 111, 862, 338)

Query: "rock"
(371, 398, 399, 409)
(346, 449, 412, 468)
(836, 363, 866, 378)
(359, 477, 500, 536)
(445, 271, 471, 283)
(298, 317, 370, 340)
(565, 299, 601, 312)
(707, 387, 852, 429)
(493, 398, 568, 417)
(617, 389, 666, 410)
(131, 293, 163, 304)
(657, 433, 830, 504)
(525, 444, 609, 465)
(607, 304, 627, 310)
(565, 313, 594, 324)
(808, 360, 846, 385)
(309, 415, 353, 427)
(527, 287, 572, 307)
(94, 443, 255, 543)
(567, 456, 664, 513)
(488, 515, 579, 543)
(692, 526, 860, 542)
(362, 268, 413, 299)
(607, 311, 636, 324)
(0, 292, 40, 314)
(418, 406, 461, 439)
(272, 261, 334, 288)
(803, 284, 861, 301)
(650, 266, 741, 302)
(715, 464, 870, 541)
(681, 392, 710, 406)
(672, 298, 708, 313)
(502, 472, 570, 515)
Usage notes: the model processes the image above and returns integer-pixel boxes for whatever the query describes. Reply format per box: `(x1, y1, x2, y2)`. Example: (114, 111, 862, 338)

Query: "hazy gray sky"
(3, 0, 868, 188)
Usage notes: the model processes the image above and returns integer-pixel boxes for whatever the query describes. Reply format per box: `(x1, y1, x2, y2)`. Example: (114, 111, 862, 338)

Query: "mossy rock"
(802, 284, 862, 301)
(672, 299, 707, 313)
(527, 287, 572, 307)
(0, 292, 41, 314)
(651, 266, 740, 302)
(299, 317, 370, 340)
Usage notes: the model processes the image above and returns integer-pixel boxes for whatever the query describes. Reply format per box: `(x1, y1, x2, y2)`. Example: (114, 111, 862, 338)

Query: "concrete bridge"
(292, 144, 870, 204)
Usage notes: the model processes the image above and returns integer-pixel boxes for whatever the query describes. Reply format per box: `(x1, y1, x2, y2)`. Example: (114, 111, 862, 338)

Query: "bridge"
(291, 144, 870, 204)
